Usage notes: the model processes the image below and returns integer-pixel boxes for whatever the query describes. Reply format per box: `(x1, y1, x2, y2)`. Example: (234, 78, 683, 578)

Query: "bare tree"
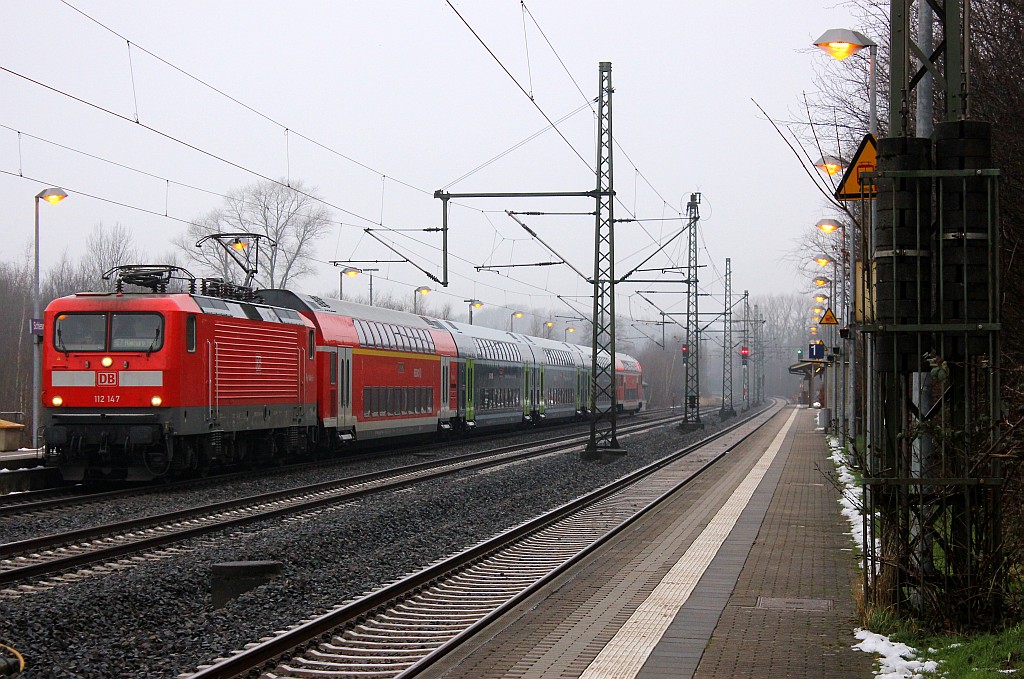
(174, 179, 332, 289)
(82, 223, 140, 286)
(0, 260, 32, 430)
(39, 223, 142, 298)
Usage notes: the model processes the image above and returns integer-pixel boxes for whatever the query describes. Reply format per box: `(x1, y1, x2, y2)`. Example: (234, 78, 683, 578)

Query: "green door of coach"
(465, 359, 475, 422)
(523, 363, 531, 418)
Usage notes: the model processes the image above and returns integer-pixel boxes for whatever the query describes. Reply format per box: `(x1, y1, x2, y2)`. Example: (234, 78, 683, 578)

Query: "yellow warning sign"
(835, 133, 877, 201)
(819, 308, 839, 325)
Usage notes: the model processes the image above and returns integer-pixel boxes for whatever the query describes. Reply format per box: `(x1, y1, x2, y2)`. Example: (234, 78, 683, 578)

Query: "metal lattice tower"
(742, 291, 750, 410)
(682, 193, 701, 423)
(752, 304, 763, 405)
(585, 61, 621, 455)
(720, 258, 735, 417)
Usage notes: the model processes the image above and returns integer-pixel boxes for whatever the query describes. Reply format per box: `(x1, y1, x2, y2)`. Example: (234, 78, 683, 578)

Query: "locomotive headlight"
(51, 396, 63, 407)
(101, 356, 113, 368)
(151, 396, 163, 407)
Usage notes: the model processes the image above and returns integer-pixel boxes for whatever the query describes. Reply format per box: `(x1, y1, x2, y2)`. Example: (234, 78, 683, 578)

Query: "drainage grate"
(756, 596, 833, 611)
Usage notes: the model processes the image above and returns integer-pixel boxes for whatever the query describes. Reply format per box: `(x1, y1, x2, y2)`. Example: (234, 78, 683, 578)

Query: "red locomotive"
(42, 266, 642, 481)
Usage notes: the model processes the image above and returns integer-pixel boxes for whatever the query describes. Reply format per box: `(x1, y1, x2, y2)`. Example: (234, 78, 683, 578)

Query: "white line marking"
(579, 408, 800, 679)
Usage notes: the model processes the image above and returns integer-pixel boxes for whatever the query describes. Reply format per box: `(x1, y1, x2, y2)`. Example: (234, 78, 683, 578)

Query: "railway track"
(0, 408, 670, 519)
(0, 409, 697, 596)
(184, 400, 783, 678)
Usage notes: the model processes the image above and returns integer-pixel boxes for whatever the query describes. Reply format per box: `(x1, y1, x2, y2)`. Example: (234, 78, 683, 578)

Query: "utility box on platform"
(0, 420, 25, 452)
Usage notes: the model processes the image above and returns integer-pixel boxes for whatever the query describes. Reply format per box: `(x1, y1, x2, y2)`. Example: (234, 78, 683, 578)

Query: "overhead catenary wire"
(3, 164, 588, 316)
(70, 0, 685, 293)
(57, 0, 430, 199)
(445, 4, 691, 292)
(444, 0, 591, 172)
(21, 3, 693, 323)
(7, 5, 597, 308)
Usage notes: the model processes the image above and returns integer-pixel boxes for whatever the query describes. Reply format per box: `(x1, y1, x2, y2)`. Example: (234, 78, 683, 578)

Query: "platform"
(0, 448, 44, 470)
(419, 406, 874, 678)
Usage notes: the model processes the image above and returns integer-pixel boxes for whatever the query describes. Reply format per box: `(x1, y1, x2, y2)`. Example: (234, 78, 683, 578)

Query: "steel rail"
(0, 410, 700, 587)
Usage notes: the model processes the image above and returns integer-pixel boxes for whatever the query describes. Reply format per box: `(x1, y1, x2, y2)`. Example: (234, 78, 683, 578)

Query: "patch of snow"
(826, 435, 869, 555)
(853, 629, 940, 679)
(832, 439, 941, 679)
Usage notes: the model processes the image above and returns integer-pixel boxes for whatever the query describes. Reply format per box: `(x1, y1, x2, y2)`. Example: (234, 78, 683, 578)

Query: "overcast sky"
(1, 1, 860, 333)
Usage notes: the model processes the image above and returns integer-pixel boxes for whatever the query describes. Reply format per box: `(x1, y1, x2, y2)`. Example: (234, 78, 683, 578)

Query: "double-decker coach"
(574, 345, 645, 415)
(260, 290, 459, 442)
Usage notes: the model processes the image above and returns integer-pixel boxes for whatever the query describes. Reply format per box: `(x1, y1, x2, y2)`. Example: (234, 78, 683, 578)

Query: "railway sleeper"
(325, 638, 436, 651)
(311, 648, 426, 660)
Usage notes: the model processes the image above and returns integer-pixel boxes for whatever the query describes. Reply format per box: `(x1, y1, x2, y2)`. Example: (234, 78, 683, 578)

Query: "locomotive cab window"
(111, 313, 164, 352)
(186, 314, 197, 353)
(53, 313, 107, 352)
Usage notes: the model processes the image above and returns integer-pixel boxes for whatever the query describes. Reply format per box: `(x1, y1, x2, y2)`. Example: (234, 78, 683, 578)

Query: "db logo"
(98, 372, 118, 386)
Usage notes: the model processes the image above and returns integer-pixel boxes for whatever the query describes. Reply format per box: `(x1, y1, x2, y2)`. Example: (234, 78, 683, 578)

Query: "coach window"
(186, 314, 197, 353)
(329, 351, 338, 385)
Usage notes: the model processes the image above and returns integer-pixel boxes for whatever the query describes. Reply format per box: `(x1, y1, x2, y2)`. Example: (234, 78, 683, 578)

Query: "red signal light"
(739, 346, 750, 357)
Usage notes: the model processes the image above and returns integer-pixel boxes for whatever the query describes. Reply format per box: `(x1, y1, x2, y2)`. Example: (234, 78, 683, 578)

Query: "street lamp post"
(815, 28, 878, 453)
(814, 155, 846, 177)
(33, 187, 68, 449)
(465, 299, 483, 325)
(564, 327, 575, 341)
(509, 311, 523, 332)
(414, 286, 430, 314)
(818, 218, 850, 443)
(339, 267, 360, 300)
(333, 266, 381, 304)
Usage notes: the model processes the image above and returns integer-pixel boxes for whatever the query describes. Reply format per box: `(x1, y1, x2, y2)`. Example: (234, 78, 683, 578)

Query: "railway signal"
(739, 346, 749, 366)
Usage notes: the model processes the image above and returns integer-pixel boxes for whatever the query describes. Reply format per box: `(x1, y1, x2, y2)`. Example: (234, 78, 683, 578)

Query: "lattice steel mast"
(720, 258, 735, 417)
(682, 193, 701, 424)
(742, 291, 750, 410)
(585, 61, 622, 455)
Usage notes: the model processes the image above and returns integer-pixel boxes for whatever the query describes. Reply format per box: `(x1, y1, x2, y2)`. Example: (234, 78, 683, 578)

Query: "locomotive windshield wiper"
(145, 327, 161, 358)
(56, 327, 69, 358)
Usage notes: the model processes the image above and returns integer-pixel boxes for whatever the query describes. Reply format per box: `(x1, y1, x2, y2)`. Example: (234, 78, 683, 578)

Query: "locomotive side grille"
(214, 322, 303, 400)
